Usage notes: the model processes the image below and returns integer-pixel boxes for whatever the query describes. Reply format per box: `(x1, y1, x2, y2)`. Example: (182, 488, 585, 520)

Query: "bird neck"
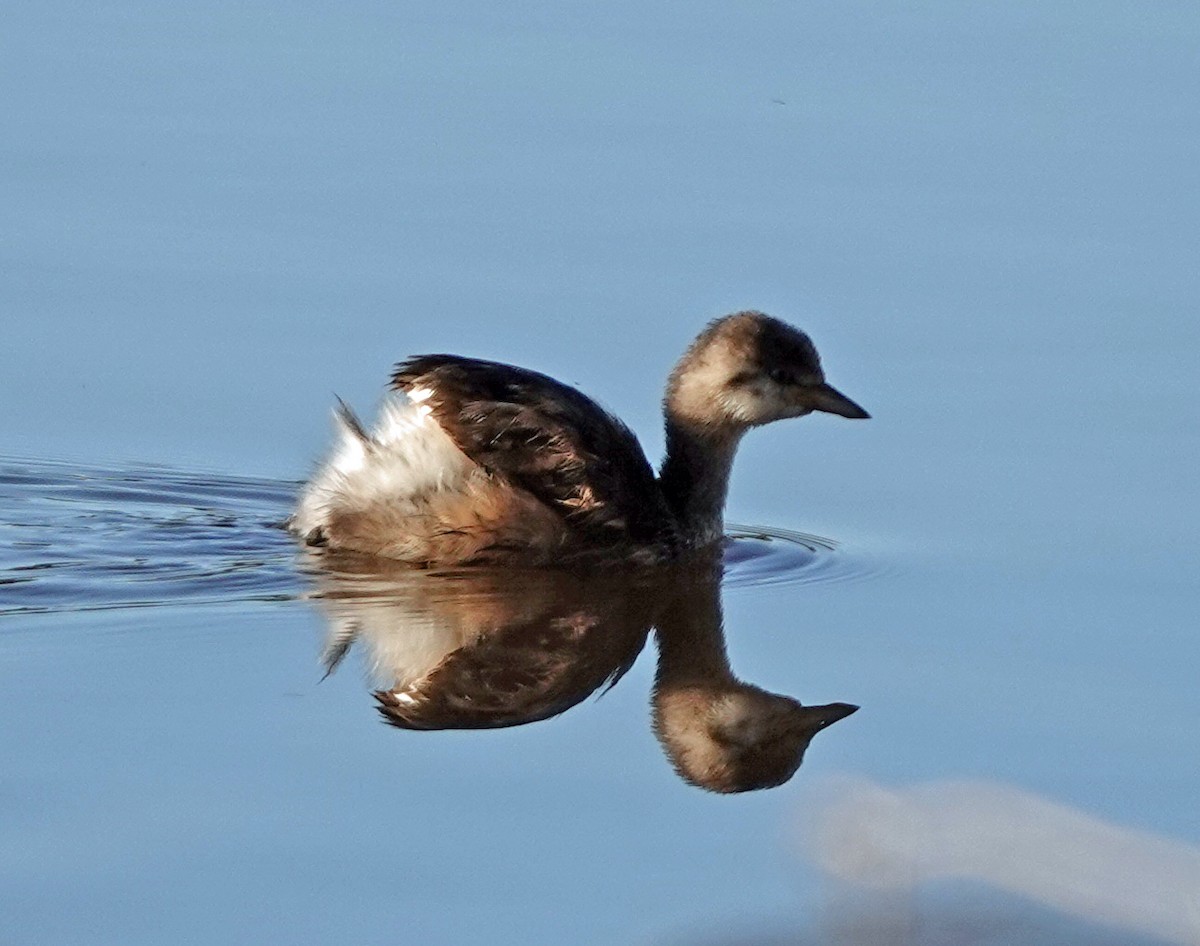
(659, 417, 743, 547)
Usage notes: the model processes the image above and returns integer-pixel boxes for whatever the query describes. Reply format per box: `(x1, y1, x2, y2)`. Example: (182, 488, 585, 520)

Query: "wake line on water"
(0, 457, 873, 616)
(0, 457, 300, 615)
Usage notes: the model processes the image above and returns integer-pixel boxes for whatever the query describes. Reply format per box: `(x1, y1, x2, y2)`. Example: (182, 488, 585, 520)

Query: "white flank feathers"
(291, 388, 472, 540)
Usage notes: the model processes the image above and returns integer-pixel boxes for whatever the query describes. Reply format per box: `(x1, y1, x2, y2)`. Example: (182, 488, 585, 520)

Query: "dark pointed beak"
(811, 702, 860, 729)
(812, 383, 870, 419)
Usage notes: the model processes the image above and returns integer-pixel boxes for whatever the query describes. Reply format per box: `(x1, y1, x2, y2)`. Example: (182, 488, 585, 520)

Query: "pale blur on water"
(2, 2, 1199, 944)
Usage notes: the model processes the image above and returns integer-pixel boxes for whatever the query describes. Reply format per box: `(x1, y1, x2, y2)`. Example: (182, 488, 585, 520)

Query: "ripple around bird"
(0, 457, 883, 615)
(723, 524, 885, 589)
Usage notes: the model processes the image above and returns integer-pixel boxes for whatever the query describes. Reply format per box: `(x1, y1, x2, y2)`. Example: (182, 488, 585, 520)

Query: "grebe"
(290, 311, 869, 565)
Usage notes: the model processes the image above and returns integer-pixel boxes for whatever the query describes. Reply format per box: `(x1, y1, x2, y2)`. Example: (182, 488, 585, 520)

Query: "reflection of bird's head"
(653, 684, 858, 793)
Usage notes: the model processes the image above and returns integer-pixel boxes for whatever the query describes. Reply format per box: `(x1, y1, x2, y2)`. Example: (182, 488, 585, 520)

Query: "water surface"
(0, 457, 859, 615)
(3, 1, 1199, 944)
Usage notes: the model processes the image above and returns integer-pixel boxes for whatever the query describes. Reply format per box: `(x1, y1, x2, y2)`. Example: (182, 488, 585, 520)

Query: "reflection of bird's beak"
(812, 702, 860, 729)
(812, 383, 870, 419)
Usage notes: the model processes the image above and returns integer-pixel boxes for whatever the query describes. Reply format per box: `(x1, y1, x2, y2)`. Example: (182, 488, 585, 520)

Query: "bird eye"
(768, 368, 797, 386)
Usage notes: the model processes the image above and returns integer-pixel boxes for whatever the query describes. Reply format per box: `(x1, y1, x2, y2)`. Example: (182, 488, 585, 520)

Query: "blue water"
(0, 457, 857, 615)
(3, 2, 1199, 944)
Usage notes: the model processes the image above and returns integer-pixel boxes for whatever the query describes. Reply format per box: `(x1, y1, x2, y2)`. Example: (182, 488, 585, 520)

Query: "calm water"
(0, 458, 867, 617)
(4, 2, 1199, 944)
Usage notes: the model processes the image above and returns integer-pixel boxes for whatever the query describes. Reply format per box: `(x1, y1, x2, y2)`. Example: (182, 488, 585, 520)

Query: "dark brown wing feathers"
(392, 355, 675, 550)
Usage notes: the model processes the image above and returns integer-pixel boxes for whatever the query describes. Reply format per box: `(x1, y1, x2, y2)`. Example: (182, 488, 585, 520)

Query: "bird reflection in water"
(302, 550, 856, 793)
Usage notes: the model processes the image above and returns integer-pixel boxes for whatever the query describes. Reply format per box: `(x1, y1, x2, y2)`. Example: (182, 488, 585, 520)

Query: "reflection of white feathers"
(319, 594, 479, 692)
(804, 778, 1200, 946)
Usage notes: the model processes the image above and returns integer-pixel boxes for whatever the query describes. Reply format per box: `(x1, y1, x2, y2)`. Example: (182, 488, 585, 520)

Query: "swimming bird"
(290, 311, 868, 566)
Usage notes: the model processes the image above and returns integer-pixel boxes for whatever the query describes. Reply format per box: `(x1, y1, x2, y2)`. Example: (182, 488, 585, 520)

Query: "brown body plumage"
(290, 311, 868, 566)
